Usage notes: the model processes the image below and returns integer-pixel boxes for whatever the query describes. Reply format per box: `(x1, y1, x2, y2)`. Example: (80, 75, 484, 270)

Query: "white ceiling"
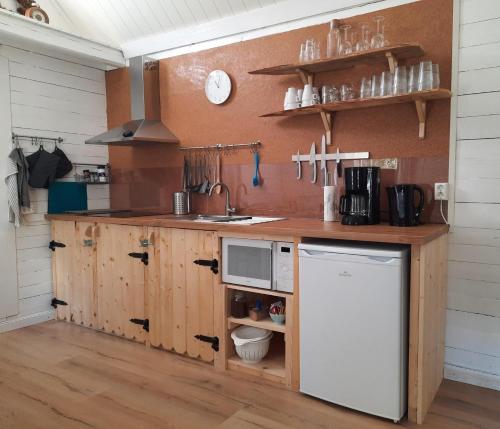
(49, 0, 285, 48)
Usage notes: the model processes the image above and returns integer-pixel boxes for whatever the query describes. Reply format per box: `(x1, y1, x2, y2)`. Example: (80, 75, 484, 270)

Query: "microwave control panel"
(273, 242, 294, 293)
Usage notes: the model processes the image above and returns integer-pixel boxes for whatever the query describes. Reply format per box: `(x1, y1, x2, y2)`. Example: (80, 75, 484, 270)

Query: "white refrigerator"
(299, 241, 409, 422)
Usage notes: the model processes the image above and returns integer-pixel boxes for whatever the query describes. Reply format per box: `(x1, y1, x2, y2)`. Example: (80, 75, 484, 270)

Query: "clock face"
(205, 70, 232, 105)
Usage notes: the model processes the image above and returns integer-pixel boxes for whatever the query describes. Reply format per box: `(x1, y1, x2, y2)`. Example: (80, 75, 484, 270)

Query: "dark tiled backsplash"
(110, 156, 448, 223)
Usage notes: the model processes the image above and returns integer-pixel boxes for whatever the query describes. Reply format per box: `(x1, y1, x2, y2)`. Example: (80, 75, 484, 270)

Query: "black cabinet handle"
(49, 240, 66, 251)
(51, 298, 68, 308)
(194, 335, 219, 351)
(130, 318, 149, 332)
(128, 252, 148, 265)
(193, 259, 218, 274)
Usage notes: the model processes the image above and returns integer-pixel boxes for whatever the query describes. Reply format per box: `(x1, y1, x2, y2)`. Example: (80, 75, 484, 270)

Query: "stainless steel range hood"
(86, 56, 179, 145)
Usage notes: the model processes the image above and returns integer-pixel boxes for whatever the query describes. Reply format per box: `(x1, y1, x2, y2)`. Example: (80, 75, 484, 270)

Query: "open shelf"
(227, 334, 286, 384)
(261, 89, 451, 139)
(249, 43, 424, 83)
(228, 316, 286, 333)
(225, 283, 292, 298)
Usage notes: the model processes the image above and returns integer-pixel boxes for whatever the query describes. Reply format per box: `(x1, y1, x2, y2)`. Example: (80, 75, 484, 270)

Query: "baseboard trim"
(445, 364, 500, 392)
(0, 310, 55, 333)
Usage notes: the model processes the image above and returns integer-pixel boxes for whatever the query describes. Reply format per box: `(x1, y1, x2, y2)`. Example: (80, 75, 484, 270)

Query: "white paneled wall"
(0, 45, 109, 332)
(445, 0, 500, 390)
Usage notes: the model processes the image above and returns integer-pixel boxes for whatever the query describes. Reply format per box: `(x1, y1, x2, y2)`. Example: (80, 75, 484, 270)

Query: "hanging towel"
(53, 146, 73, 178)
(8, 148, 30, 209)
(26, 148, 60, 189)
(5, 156, 21, 227)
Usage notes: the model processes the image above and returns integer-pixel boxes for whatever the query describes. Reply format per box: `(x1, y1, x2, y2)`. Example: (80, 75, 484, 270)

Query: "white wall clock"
(205, 70, 232, 105)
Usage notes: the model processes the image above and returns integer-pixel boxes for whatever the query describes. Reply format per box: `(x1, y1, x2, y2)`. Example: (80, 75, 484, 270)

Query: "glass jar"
(97, 165, 107, 183)
(231, 292, 248, 318)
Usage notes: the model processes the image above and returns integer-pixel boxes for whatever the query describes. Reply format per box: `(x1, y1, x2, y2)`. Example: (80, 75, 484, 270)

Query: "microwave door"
(223, 238, 273, 289)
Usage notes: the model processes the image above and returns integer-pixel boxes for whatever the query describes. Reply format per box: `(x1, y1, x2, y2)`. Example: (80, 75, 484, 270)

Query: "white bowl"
(231, 326, 273, 364)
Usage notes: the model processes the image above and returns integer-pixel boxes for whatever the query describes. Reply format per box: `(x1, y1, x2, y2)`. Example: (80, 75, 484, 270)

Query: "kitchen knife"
(320, 134, 327, 186)
(296, 150, 302, 180)
(309, 142, 317, 184)
(336, 146, 342, 178)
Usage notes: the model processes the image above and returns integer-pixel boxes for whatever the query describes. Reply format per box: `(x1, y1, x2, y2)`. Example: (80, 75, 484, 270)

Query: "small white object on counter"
(323, 185, 337, 222)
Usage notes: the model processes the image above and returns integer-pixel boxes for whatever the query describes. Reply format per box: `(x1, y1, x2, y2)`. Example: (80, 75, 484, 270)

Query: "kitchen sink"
(165, 214, 253, 223)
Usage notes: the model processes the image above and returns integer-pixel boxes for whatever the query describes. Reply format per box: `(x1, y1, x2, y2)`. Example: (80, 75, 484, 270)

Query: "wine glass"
(370, 16, 387, 48)
(339, 25, 353, 56)
(355, 23, 371, 52)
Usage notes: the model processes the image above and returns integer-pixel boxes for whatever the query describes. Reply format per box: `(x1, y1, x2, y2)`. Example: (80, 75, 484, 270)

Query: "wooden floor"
(0, 322, 499, 429)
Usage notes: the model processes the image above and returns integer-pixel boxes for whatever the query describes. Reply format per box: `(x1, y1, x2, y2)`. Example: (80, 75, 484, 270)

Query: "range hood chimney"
(86, 56, 179, 145)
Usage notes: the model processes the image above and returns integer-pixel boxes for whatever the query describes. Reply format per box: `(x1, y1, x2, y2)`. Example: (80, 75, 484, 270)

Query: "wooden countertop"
(47, 214, 448, 245)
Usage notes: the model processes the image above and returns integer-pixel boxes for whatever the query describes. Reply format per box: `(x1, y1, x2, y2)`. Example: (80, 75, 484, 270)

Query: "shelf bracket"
(297, 69, 313, 86)
(386, 52, 398, 73)
(414, 99, 427, 139)
(320, 111, 332, 145)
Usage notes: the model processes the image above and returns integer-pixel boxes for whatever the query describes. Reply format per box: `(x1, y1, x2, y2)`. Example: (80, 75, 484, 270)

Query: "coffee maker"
(339, 167, 380, 225)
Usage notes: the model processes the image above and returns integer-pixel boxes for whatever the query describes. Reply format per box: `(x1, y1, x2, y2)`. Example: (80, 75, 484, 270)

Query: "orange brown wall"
(107, 0, 452, 222)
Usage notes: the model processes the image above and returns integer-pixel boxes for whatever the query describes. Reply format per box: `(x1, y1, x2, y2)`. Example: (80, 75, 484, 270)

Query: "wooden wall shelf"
(249, 43, 424, 84)
(228, 316, 286, 333)
(261, 89, 451, 139)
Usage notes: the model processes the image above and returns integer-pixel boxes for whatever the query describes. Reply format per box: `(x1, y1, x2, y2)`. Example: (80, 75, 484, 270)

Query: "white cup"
(284, 87, 299, 109)
(302, 84, 313, 107)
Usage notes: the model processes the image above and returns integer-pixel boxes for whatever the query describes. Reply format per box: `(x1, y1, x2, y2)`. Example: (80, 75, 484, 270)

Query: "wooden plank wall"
(0, 45, 109, 332)
(446, 0, 500, 390)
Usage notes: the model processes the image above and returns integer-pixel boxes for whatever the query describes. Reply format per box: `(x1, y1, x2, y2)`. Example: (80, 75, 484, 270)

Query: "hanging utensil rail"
(178, 140, 261, 153)
(12, 132, 63, 145)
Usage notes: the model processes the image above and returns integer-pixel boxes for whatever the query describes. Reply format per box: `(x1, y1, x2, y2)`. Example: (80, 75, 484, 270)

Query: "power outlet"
(434, 183, 449, 200)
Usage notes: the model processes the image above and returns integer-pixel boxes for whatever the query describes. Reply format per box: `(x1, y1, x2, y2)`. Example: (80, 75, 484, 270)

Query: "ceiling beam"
(0, 8, 125, 69)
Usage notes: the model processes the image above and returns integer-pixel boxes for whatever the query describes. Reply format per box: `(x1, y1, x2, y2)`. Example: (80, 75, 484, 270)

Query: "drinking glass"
(380, 71, 394, 96)
(393, 66, 407, 95)
(305, 39, 315, 62)
(314, 41, 321, 60)
(339, 25, 353, 55)
(371, 74, 381, 97)
(407, 64, 419, 93)
(432, 64, 440, 89)
(360, 77, 372, 98)
(355, 23, 371, 52)
(341, 83, 355, 101)
(370, 16, 387, 48)
(418, 61, 433, 91)
(322, 85, 340, 103)
(299, 43, 306, 63)
(326, 20, 341, 57)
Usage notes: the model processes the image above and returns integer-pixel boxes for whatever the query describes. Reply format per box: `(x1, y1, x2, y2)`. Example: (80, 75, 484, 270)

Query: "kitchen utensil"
(296, 150, 302, 179)
(252, 151, 260, 187)
(407, 64, 418, 93)
(309, 143, 317, 184)
(371, 74, 381, 97)
(359, 77, 371, 99)
(326, 20, 340, 58)
(284, 87, 299, 110)
(341, 84, 355, 101)
(302, 84, 314, 107)
(231, 326, 273, 363)
(432, 64, 440, 89)
(418, 61, 433, 91)
(336, 146, 342, 178)
(356, 22, 371, 52)
(370, 16, 387, 48)
(215, 152, 221, 194)
(387, 184, 425, 226)
(320, 134, 327, 186)
(380, 71, 394, 96)
(173, 191, 189, 215)
(393, 66, 407, 95)
(339, 24, 353, 55)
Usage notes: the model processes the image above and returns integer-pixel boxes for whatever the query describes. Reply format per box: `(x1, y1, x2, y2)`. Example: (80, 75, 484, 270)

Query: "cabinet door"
(147, 228, 218, 362)
(96, 223, 147, 343)
(52, 220, 97, 327)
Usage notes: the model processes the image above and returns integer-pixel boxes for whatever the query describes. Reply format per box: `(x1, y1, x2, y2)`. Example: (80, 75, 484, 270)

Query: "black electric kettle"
(386, 184, 425, 227)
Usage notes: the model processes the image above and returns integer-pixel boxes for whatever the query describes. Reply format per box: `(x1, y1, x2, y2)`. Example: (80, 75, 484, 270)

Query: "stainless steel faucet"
(208, 182, 236, 216)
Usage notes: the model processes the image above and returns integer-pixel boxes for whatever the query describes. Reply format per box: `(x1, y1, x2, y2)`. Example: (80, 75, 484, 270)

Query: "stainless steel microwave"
(222, 237, 294, 292)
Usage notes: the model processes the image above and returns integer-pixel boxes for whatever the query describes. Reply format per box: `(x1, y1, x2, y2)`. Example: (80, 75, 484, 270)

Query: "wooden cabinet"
(147, 228, 218, 363)
(95, 223, 148, 343)
(51, 220, 97, 328)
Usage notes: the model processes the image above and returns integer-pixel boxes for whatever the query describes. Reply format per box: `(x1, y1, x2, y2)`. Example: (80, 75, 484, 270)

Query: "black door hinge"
(51, 298, 68, 308)
(194, 335, 219, 351)
(49, 240, 66, 251)
(193, 259, 218, 274)
(128, 252, 148, 265)
(130, 318, 149, 332)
